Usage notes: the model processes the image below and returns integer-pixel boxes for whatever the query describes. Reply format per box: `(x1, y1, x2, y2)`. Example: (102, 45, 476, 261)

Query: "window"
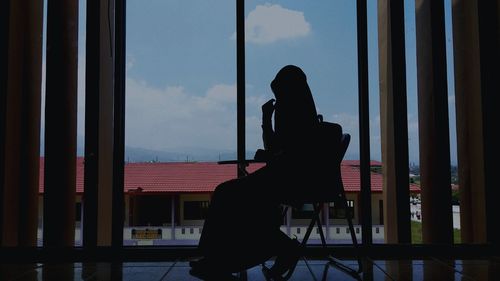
(184, 201, 210, 220)
(292, 204, 316, 219)
(125, 0, 236, 245)
(130, 195, 173, 226)
(329, 200, 355, 219)
(123, 0, 368, 246)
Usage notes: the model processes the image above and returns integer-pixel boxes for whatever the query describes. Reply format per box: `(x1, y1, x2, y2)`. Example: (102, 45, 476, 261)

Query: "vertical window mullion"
(112, 0, 126, 248)
(356, 0, 373, 245)
(236, 0, 245, 178)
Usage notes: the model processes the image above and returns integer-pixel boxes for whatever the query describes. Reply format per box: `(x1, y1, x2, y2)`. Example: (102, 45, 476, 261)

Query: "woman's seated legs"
(195, 167, 284, 273)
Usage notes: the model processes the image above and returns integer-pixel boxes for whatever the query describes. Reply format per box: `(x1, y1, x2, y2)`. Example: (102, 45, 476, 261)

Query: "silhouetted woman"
(190, 65, 338, 280)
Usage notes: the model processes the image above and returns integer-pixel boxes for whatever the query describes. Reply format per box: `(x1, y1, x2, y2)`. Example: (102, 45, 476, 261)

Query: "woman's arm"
(261, 99, 276, 151)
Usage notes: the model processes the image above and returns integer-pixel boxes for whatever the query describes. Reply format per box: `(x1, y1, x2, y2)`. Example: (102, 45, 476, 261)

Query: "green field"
(411, 221, 461, 244)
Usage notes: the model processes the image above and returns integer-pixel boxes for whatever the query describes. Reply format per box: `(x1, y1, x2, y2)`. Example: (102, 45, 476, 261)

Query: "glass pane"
(75, 0, 86, 247)
(444, 0, 460, 244)
(367, 0, 383, 243)
(245, 0, 361, 244)
(38, 0, 48, 248)
(404, 0, 422, 245)
(404, 0, 458, 244)
(125, 0, 236, 246)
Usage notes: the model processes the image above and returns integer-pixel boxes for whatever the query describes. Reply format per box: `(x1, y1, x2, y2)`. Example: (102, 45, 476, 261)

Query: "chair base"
(327, 255, 362, 280)
(280, 202, 363, 279)
(261, 260, 300, 281)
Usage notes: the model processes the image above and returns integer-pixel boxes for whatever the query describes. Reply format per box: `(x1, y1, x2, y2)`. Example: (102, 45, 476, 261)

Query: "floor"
(1, 257, 500, 280)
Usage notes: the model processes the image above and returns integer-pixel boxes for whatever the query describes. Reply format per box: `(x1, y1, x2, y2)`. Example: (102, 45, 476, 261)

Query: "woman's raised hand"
(262, 98, 275, 119)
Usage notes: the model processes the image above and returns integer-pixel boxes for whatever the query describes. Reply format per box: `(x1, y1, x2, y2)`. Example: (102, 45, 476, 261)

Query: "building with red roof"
(38, 157, 420, 194)
(37, 157, 420, 244)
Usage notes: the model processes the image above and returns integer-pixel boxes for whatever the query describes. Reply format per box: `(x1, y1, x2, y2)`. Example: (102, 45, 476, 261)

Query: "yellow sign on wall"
(132, 228, 162, 239)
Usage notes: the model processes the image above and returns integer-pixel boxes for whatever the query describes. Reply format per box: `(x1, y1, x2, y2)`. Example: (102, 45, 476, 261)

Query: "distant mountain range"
(40, 137, 258, 163)
(39, 135, 367, 163)
(122, 146, 256, 163)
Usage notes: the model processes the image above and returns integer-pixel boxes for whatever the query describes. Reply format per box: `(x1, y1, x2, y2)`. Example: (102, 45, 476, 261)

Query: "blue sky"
(61, 0, 457, 164)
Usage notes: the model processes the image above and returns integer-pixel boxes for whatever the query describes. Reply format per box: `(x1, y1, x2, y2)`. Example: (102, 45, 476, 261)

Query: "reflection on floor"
(1, 258, 500, 280)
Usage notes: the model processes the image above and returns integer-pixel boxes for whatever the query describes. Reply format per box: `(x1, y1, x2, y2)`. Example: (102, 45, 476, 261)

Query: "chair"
(263, 133, 363, 280)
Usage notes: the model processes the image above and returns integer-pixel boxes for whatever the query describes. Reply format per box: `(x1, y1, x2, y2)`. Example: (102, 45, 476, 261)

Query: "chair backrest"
(294, 131, 350, 204)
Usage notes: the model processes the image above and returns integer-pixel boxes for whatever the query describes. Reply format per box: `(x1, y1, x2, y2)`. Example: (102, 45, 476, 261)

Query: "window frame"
(83, 0, 492, 255)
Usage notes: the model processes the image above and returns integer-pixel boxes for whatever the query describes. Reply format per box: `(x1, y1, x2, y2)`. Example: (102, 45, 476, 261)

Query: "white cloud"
(326, 112, 386, 161)
(126, 55, 136, 71)
(237, 4, 311, 44)
(206, 84, 236, 103)
(125, 80, 238, 151)
(247, 94, 267, 107)
(448, 95, 455, 105)
(246, 115, 263, 150)
(41, 62, 266, 154)
(328, 112, 359, 134)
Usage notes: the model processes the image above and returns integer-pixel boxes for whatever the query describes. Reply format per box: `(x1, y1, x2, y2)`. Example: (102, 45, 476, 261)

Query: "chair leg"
(327, 222, 362, 279)
(325, 197, 363, 277)
(314, 204, 327, 248)
(281, 206, 288, 219)
(302, 204, 322, 246)
(345, 213, 363, 273)
(324, 196, 363, 279)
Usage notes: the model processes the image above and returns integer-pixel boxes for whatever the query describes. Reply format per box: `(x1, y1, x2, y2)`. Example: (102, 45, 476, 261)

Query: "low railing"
(37, 225, 385, 246)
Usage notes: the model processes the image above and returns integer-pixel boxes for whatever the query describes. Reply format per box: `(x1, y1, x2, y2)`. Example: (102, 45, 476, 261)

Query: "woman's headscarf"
(270, 65, 319, 150)
(271, 65, 317, 117)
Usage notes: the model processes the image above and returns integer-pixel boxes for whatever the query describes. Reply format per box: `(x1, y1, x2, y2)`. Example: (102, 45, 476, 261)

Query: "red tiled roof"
(38, 157, 420, 194)
(341, 159, 383, 167)
(39, 158, 84, 193)
(123, 161, 264, 193)
(341, 163, 419, 192)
